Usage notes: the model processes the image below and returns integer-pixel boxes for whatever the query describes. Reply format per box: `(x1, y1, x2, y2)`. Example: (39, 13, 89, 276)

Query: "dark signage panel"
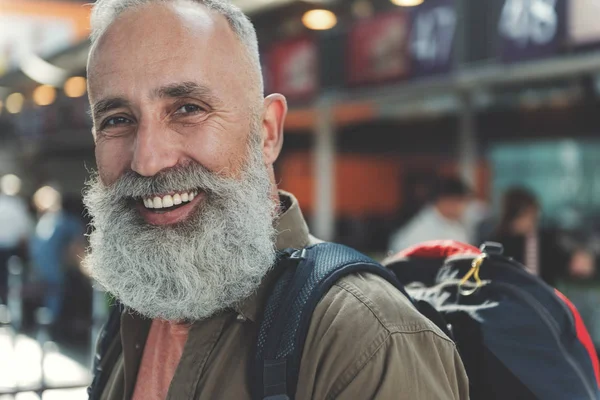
(346, 11, 411, 86)
(267, 37, 318, 100)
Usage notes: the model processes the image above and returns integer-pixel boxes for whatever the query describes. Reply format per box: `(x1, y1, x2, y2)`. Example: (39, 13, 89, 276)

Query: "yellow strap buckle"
(458, 254, 486, 296)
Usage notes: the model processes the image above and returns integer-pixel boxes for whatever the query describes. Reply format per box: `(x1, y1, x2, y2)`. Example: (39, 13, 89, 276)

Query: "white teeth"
(143, 191, 196, 209)
(162, 195, 174, 208)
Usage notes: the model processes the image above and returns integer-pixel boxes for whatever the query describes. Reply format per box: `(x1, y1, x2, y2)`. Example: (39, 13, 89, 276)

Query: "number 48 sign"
(498, 0, 566, 62)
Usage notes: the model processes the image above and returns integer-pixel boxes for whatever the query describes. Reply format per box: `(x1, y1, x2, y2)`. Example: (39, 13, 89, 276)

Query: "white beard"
(82, 136, 277, 321)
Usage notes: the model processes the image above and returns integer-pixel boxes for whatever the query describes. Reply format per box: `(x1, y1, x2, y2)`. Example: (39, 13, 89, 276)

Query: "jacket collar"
(233, 190, 311, 322)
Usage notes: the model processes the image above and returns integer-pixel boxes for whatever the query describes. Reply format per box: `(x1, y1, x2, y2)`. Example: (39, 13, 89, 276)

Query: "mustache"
(88, 162, 233, 200)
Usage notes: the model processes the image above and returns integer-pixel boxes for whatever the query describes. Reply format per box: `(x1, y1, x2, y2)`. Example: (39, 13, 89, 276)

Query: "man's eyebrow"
(89, 82, 220, 119)
(152, 81, 221, 105)
(91, 97, 131, 119)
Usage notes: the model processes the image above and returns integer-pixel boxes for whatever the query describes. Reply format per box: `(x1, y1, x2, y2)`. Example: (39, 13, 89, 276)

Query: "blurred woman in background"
(492, 187, 595, 286)
(0, 174, 33, 305)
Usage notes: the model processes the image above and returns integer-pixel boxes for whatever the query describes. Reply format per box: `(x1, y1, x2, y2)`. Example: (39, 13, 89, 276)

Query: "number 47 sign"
(409, 0, 457, 76)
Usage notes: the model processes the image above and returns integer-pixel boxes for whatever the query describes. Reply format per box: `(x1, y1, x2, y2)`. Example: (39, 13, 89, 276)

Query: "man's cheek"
(96, 146, 128, 186)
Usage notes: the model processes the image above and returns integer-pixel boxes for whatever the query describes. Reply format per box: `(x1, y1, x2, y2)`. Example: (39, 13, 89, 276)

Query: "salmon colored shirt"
(131, 320, 191, 400)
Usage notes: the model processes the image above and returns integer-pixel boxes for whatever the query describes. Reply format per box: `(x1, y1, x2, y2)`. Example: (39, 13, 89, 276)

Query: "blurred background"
(2, 0, 600, 398)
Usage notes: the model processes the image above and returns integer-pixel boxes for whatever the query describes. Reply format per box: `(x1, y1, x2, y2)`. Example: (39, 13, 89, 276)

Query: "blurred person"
(83, 1, 468, 399)
(463, 196, 491, 246)
(59, 195, 93, 341)
(0, 174, 33, 304)
(389, 176, 471, 253)
(28, 186, 85, 330)
(491, 187, 594, 286)
(395, 172, 434, 228)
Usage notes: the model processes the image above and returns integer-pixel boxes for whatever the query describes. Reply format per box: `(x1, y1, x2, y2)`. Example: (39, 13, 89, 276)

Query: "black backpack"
(385, 240, 600, 400)
(88, 242, 449, 400)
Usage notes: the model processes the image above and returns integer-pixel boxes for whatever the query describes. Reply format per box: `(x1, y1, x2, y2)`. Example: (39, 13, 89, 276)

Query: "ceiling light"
(390, 0, 424, 6)
(33, 85, 57, 106)
(302, 9, 337, 30)
(5, 93, 24, 114)
(64, 76, 87, 98)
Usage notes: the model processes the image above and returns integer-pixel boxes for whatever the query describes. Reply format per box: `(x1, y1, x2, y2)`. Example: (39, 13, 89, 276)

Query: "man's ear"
(261, 94, 287, 165)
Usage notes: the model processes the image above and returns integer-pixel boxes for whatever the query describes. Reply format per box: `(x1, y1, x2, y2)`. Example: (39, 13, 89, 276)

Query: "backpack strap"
(253, 242, 411, 400)
(88, 301, 124, 400)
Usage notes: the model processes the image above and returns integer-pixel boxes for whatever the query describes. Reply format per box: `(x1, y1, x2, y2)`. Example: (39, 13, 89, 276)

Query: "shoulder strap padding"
(254, 242, 408, 400)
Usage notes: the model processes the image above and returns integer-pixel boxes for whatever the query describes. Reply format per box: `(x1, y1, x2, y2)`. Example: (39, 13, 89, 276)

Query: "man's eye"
(103, 116, 132, 127)
(174, 104, 202, 114)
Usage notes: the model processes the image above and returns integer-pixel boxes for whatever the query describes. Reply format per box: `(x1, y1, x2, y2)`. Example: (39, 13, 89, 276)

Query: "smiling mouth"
(140, 189, 199, 213)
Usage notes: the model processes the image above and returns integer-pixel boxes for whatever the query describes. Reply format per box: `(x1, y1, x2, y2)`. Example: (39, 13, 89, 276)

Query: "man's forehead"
(88, 1, 237, 80)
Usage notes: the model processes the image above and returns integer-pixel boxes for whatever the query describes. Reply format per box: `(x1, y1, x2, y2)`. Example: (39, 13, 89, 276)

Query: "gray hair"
(88, 0, 263, 96)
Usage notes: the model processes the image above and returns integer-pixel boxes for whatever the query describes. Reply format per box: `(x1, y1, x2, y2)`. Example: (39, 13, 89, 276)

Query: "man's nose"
(130, 120, 180, 177)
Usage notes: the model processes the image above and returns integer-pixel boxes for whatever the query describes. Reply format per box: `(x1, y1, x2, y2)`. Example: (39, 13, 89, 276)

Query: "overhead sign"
(266, 37, 318, 100)
(567, 0, 600, 46)
(497, 0, 566, 62)
(409, 0, 457, 76)
(346, 12, 411, 86)
(345, 2, 457, 86)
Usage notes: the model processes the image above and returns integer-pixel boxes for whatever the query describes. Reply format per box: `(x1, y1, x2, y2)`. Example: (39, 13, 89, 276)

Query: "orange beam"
(333, 103, 376, 126)
(283, 108, 316, 132)
(284, 102, 377, 132)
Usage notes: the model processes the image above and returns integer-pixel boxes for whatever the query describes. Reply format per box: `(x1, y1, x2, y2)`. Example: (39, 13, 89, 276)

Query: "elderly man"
(83, 0, 469, 399)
